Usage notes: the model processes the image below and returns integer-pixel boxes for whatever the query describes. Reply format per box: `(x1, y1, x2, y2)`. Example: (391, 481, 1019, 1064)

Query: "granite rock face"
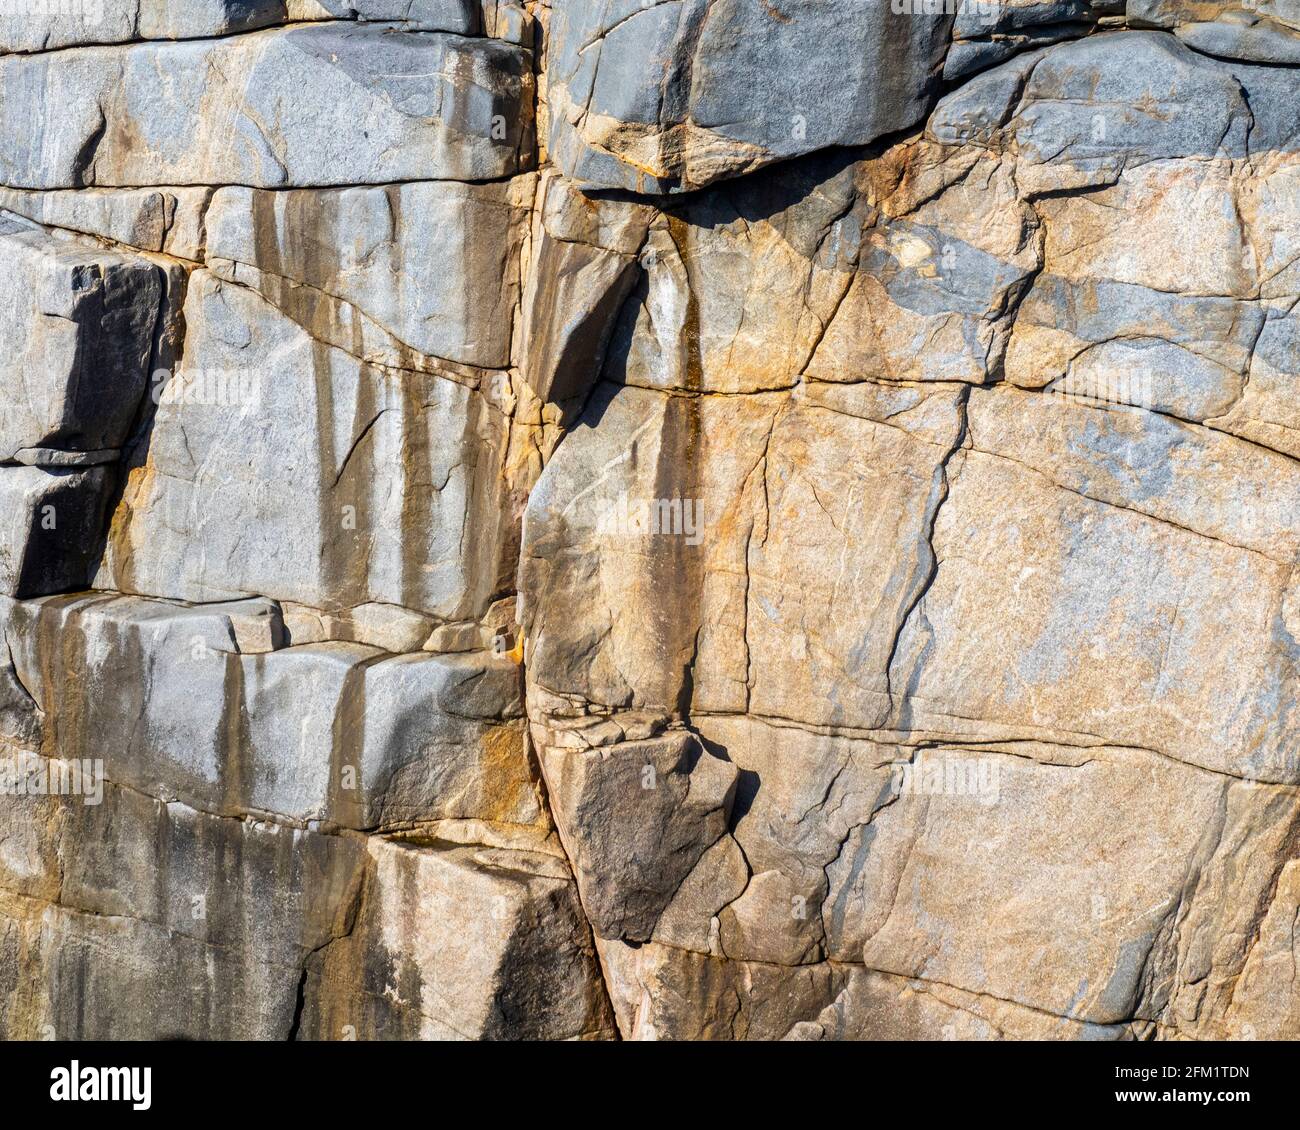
(547, 0, 953, 193)
(1, 1, 1298, 1041)
(0, 24, 534, 188)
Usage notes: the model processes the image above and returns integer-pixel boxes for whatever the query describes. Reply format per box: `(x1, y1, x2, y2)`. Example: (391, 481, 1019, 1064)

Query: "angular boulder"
(546, 0, 952, 192)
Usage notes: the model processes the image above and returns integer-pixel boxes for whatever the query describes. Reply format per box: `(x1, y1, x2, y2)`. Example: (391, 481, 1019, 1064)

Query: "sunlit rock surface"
(0, 1, 1297, 1041)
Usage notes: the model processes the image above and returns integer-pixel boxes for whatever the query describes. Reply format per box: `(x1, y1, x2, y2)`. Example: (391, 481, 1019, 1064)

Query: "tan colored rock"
(304, 836, 615, 1040)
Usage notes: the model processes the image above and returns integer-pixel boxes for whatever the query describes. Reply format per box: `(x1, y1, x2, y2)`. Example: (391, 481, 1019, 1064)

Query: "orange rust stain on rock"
(477, 722, 538, 825)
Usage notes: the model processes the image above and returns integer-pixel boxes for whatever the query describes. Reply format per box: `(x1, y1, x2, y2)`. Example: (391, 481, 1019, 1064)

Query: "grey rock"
(0, 0, 528, 54)
(0, 186, 213, 259)
(0, 775, 603, 1040)
(101, 272, 520, 621)
(0, 466, 111, 597)
(932, 32, 1255, 191)
(0, 0, 285, 54)
(1130, 1, 1300, 65)
(1179, 18, 1300, 64)
(956, 0, 1112, 38)
(0, 24, 534, 188)
(306, 0, 533, 40)
(340, 603, 435, 654)
(310, 0, 479, 34)
(547, 0, 952, 193)
(205, 178, 534, 371)
(539, 731, 739, 942)
(0, 214, 162, 460)
(2, 591, 543, 832)
(1006, 274, 1266, 420)
(6, 0, 1300, 1045)
(0, 780, 367, 1039)
(947, 0, 1120, 78)
(12, 447, 120, 468)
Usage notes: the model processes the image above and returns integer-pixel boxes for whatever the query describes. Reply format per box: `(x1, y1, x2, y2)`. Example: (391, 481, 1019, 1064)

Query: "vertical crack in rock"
(882, 383, 970, 726)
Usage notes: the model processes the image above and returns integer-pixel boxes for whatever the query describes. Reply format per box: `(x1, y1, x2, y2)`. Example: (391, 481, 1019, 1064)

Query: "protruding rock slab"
(546, 0, 952, 193)
(517, 172, 652, 412)
(538, 731, 739, 943)
(946, 0, 1120, 78)
(1, 592, 543, 832)
(102, 272, 522, 620)
(304, 837, 616, 1040)
(0, 24, 534, 189)
(0, 467, 111, 597)
(0, 187, 213, 259)
(0, 0, 287, 54)
(0, 214, 162, 460)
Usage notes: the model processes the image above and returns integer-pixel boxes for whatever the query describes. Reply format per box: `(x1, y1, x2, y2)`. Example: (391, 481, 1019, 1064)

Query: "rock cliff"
(1, 0, 1297, 1040)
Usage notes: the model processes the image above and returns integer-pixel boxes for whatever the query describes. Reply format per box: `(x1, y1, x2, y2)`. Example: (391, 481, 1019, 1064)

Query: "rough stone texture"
(0, 213, 162, 459)
(947, 0, 1124, 77)
(0, 0, 530, 54)
(0, 212, 173, 597)
(303, 836, 614, 1040)
(0, 0, 289, 53)
(1129, 0, 1300, 64)
(0, 24, 534, 188)
(2, 3, 1299, 1043)
(0, 592, 545, 832)
(516, 24, 1300, 1039)
(99, 271, 525, 619)
(538, 730, 739, 942)
(205, 178, 534, 370)
(0, 466, 112, 596)
(546, 0, 953, 193)
(0, 186, 212, 259)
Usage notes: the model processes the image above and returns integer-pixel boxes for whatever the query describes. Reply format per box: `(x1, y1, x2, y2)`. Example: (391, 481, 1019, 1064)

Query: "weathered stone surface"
(0, 213, 162, 460)
(100, 271, 523, 620)
(546, 0, 953, 193)
(947, 0, 1122, 77)
(0, 0, 287, 53)
(1, 591, 543, 833)
(5, 1, 1300, 1046)
(0, 0, 532, 55)
(0, 24, 533, 188)
(0, 778, 600, 1039)
(517, 171, 653, 412)
(512, 27, 1300, 1038)
(0, 783, 366, 1039)
(538, 730, 738, 942)
(0, 466, 111, 596)
(1130, 0, 1300, 63)
(205, 178, 534, 370)
(304, 836, 615, 1039)
(0, 186, 212, 258)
